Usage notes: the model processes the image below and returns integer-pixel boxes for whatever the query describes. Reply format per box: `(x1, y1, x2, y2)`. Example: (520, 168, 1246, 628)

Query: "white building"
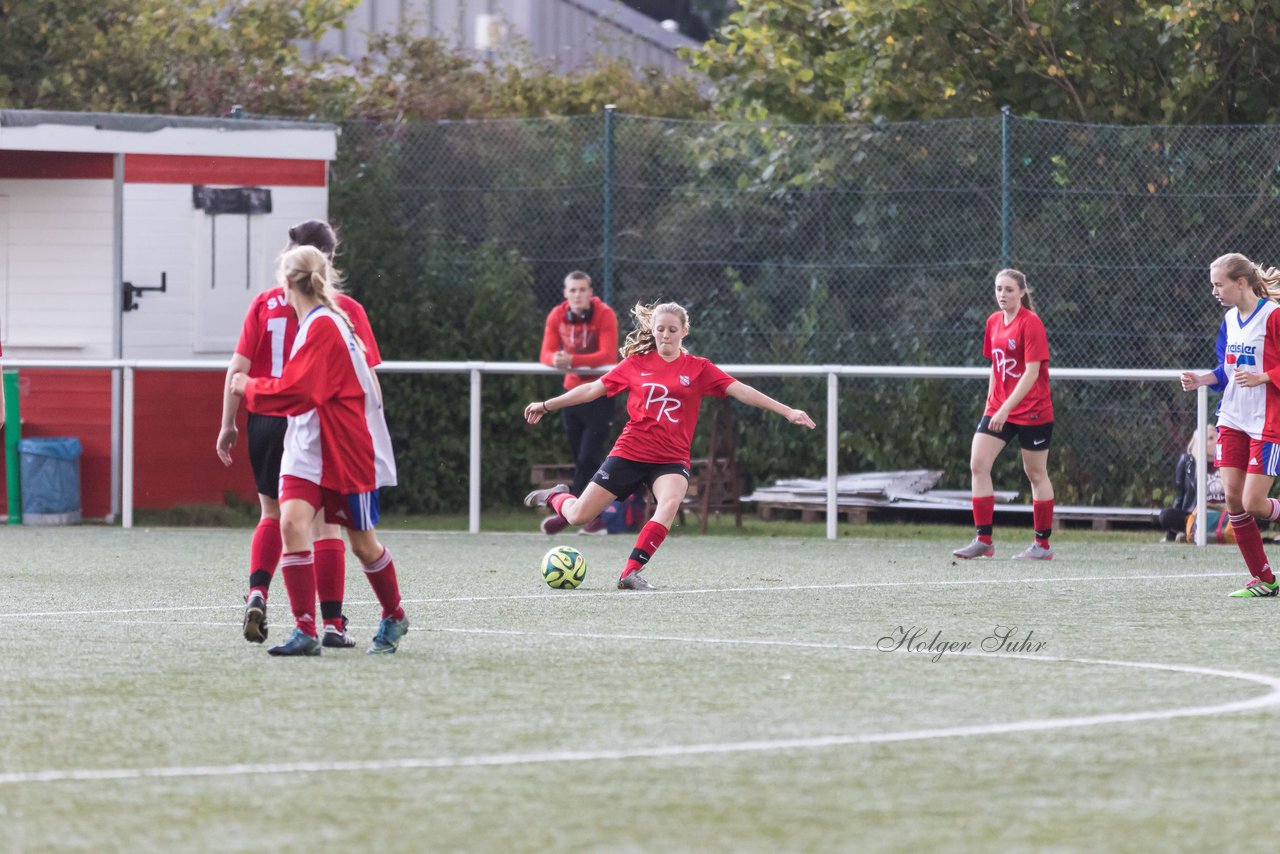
(0, 110, 337, 360)
(307, 0, 701, 76)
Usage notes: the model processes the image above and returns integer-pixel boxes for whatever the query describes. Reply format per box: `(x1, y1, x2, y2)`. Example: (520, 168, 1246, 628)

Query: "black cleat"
(321, 615, 356, 648)
(243, 592, 268, 643)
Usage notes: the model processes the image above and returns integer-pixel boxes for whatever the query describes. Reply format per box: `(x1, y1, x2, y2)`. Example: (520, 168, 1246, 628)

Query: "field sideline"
(1, 525, 1276, 852)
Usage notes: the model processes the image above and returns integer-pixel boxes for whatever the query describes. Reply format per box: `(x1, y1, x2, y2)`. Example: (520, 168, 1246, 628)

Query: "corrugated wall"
(306, 0, 698, 76)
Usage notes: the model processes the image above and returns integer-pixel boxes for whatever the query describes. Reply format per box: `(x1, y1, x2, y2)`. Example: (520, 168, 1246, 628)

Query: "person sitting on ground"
(1160, 430, 1229, 543)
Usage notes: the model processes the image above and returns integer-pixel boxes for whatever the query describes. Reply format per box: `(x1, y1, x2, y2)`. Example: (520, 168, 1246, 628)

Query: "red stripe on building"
(125, 154, 326, 186)
(0, 151, 114, 180)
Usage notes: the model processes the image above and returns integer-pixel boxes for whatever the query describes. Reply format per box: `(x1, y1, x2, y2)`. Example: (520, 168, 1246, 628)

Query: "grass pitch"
(0, 524, 1276, 852)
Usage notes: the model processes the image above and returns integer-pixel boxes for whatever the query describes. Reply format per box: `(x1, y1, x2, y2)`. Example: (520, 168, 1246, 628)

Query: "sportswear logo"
(642, 383, 682, 423)
(1251, 457, 1259, 466)
(599, 472, 610, 480)
(679, 375, 691, 386)
(640, 371, 654, 376)
(335, 509, 348, 519)
(1033, 439, 1046, 446)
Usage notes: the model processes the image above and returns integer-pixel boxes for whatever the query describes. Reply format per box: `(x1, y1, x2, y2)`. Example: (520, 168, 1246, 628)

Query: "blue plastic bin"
(18, 437, 82, 525)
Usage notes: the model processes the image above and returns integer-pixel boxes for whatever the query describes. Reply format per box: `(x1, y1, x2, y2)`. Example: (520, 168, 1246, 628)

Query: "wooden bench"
(751, 497, 1159, 531)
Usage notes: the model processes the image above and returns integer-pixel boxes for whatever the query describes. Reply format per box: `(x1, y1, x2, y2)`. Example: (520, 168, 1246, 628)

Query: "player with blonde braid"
(217, 221, 383, 650)
(230, 246, 408, 655)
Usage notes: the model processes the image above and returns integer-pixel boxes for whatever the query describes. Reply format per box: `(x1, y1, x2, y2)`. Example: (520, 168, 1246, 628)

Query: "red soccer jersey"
(236, 287, 381, 380)
(601, 350, 736, 466)
(983, 308, 1053, 424)
(244, 309, 396, 494)
(539, 297, 619, 390)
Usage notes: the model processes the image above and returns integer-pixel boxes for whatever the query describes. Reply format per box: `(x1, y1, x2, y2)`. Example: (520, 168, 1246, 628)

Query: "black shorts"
(247, 412, 288, 498)
(976, 416, 1054, 451)
(591, 455, 690, 501)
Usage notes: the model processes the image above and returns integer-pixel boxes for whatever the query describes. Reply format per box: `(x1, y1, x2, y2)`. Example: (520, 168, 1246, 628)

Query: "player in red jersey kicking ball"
(523, 301, 815, 590)
(953, 269, 1057, 561)
(231, 246, 408, 655)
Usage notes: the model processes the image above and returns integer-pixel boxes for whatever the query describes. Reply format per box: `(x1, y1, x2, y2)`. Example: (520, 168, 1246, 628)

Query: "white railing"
(0, 359, 1210, 544)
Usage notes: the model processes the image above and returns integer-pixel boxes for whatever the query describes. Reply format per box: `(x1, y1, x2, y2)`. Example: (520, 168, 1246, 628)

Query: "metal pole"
(470, 368, 481, 533)
(110, 153, 124, 524)
(1195, 386, 1207, 547)
(602, 104, 616, 307)
(827, 370, 838, 541)
(122, 365, 134, 530)
(1000, 106, 1011, 268)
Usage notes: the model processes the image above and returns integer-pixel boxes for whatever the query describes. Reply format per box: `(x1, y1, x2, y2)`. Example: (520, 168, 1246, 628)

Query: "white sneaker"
(952, 538, 994, 559)
(1012, 542, 1054, 560)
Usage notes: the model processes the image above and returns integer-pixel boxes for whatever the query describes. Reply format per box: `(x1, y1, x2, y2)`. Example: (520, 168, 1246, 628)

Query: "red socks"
(280, 551, 318, 636)
(248, 518, 282, 599)
(1033, 499, 1055, 547)
(362, 547, 404, 621)
(549, 491, 573, 517)
(1230, 513, 1276, 583)
(621, 520, 669, 579)
(972, 495, 995, 542)
(314, 538, 346, 632)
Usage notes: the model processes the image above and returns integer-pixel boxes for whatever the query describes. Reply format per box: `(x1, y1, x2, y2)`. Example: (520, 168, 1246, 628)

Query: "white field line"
(1, 627, 1277, 786)
(0, 571, 1242, 620)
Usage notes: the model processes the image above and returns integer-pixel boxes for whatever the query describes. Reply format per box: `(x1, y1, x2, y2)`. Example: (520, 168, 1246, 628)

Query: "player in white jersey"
(1181, 253, 1280, 597)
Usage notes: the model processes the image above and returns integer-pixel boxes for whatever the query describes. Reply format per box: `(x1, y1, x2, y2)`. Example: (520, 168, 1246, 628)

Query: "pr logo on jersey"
(642, 383, 682, 423)
(992, 350, 1022, 382)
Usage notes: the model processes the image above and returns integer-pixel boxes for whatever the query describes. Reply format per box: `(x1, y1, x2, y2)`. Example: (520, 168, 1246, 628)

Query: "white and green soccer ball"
(541, 545, 586, 590)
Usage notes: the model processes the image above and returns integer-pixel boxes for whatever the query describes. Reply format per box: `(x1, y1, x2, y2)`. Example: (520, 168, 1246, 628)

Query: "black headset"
(565, 302, 594, 324)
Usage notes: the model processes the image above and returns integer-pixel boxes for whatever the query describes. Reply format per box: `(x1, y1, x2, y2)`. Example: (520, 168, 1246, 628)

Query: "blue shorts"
(279, 475, 381, 531)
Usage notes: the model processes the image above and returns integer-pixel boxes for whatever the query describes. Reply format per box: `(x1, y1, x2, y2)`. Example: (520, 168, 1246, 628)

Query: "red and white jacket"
(245, 306, 396, 494)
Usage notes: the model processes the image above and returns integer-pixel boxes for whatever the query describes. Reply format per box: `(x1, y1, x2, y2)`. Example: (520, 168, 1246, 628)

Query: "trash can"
(18, 437, 82, 525)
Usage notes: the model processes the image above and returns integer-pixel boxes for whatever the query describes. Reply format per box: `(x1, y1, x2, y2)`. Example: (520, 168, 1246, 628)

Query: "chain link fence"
(334, 112, 1272, 512)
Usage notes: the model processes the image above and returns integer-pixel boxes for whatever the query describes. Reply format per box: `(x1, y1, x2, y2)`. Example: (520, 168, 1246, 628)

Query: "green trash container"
(18, 437, 82, 525)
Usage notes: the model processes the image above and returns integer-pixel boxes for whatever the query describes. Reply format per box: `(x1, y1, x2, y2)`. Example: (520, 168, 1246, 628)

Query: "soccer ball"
(542, 545, 587, 589)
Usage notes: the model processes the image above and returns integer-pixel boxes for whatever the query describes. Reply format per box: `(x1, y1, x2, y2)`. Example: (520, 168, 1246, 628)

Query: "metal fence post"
(1000, 106, 1012, 268)
(122, 365, 134, 530)
(827, 370, 839, 541)
(602, 104, 616, 307)
(470, 367, 481, 534)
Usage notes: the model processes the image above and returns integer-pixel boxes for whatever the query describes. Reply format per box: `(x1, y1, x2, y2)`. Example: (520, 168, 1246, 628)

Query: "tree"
(0, 0, 708, 121)
(0, 0, 359, 116)
(688, 0, 1280, 125)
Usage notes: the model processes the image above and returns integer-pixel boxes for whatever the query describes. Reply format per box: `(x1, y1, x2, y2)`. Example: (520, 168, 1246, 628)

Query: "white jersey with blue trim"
(1217, 298, 1280, 439)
